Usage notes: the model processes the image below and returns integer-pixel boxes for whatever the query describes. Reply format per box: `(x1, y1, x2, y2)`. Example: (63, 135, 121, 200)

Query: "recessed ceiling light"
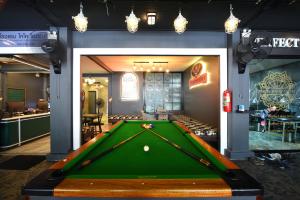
(147, 69, 151, 72)
(166, 69, 170, 73)
(159, 67, 163, 71)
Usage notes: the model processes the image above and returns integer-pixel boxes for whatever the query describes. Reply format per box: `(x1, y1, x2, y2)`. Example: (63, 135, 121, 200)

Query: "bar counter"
(0, 112, 50, 150)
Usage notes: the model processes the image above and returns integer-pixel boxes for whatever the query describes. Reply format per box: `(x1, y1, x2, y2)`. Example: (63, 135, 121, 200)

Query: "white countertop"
(1, 112, 50, 121)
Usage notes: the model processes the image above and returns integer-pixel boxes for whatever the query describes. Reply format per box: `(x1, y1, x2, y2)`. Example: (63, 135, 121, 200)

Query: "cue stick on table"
(145, 128, 229, 175)
(52, 129, 146, 177)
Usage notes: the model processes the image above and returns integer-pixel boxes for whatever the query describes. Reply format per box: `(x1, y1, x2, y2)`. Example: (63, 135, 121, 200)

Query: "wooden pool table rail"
(175, 121, 240, 170)
(50, 121, 122, 170)
(54, 178, 232, 198)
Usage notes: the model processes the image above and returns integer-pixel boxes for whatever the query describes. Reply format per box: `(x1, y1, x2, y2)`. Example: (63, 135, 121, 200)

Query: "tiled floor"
(0, 156, 52, 200)
(235, 153, 300, 200)
(0, 135, 50, 155)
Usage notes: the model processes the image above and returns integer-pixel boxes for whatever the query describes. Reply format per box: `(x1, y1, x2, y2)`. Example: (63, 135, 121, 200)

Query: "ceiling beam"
(87, 56, 113, 73)
(12, 56, 50, 72)
(240, 0, 270, 28)
(18, 0, 63, 27)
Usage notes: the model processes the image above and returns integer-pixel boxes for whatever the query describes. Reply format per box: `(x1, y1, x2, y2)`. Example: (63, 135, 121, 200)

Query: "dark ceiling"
(0, 0, 300, 31)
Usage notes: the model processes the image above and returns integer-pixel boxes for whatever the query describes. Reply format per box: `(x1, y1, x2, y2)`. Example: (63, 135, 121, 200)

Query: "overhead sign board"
(242, 30, 300, 56)
(255, 37, 300, 48)
(0, 31, 48, 47)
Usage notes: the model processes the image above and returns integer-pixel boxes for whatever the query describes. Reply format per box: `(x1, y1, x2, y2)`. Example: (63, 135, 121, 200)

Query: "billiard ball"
(144, 145, 149, 152)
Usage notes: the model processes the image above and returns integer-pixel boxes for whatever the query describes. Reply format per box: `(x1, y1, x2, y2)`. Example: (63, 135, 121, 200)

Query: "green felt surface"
(64, 121, 227, 179)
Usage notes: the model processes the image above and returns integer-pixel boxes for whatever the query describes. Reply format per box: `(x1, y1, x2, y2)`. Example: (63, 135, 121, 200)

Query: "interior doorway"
(73, 48, 228, 154)
(0, 52, 51, 155)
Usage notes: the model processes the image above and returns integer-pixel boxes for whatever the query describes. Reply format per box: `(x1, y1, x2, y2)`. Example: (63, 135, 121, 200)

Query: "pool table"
(23, 120, 263, 200)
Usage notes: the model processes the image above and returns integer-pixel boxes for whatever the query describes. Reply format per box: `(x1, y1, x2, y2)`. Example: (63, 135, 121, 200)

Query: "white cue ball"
(144, 145, 150, 152)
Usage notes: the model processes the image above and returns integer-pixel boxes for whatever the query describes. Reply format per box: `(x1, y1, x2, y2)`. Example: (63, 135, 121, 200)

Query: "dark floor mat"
(0, 155, 45, 170)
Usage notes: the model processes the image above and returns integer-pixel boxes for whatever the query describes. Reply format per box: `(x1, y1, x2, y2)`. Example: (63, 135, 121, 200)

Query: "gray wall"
(226, 32, 253, 159)
(111, 72, 144, 115)
(73, 31, 226, 48)
(48, 27, 73, 161)
(183, 56, 220, 128)
(5, 73, 48, 108)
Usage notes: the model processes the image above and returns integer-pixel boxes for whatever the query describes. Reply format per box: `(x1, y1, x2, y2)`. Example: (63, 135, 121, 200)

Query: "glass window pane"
(121, 73, 139, 101)
(144, 72, 181, 112)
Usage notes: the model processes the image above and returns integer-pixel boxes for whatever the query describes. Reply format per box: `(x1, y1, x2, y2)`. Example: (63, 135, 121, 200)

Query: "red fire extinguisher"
(223, 89, 232, 112)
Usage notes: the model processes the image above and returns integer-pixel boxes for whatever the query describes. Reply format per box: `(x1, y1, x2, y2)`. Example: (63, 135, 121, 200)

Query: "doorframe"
(73, 48, 228, 154)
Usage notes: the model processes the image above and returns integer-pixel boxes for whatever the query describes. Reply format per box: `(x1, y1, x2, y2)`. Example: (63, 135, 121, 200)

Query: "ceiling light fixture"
(125, 10, 140, 33)
(174, 10, 188, 34)
(224, 4, 240, 34)
(288, 0, 296, 5)
(72, 2, 88, 32)
(255, 0, 263, 4)
(147, 12, 156, 25)
(85, 77, 96, 85)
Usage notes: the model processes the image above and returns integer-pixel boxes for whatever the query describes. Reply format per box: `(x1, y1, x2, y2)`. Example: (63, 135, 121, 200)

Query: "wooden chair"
(89, 113, 104, 133)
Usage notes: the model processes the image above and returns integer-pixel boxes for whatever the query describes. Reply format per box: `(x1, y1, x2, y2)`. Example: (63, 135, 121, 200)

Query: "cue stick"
(52, 129, 146, 177)
(172, 122, 231, 175)
(77, 129, 146, 170)
(145, 128, 229, 174)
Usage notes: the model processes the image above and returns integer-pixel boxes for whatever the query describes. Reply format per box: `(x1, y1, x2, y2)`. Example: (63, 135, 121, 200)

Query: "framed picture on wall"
(7, 88, 26, 103)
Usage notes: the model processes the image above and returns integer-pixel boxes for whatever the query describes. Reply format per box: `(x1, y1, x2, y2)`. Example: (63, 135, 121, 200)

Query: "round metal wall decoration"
(259, 71, 295, 110)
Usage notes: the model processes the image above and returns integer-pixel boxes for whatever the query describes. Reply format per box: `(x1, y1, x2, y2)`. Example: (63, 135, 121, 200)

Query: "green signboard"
(7, 88, 25, 102)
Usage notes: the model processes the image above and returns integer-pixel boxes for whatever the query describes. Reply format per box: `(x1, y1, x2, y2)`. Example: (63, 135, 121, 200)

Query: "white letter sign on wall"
(254, 37, 300, 48)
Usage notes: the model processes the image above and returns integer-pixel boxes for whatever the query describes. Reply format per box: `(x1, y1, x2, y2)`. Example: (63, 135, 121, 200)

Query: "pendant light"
(125, 10, 140, 33)
(72, 2, 88, 32)
(224, 4, 240, 34)
(174, 10, 188, 34)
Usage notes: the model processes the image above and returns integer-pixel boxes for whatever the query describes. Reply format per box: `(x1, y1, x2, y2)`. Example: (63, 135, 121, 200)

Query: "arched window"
(121, 72, 139, 101)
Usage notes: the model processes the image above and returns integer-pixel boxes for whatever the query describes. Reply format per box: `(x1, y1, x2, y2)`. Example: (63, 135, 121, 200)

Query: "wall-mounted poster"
(189, 62, 208, 89)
